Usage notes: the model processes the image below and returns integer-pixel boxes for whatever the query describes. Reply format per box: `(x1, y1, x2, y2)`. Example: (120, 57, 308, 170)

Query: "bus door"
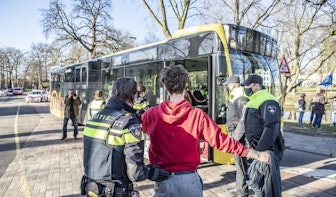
(82, 60, 105, 124)
(173, 57, 211, 162)
(77, 64, 87, 124)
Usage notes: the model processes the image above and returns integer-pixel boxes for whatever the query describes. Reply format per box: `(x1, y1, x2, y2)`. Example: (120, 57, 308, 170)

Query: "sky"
(0, 0, 163, 51)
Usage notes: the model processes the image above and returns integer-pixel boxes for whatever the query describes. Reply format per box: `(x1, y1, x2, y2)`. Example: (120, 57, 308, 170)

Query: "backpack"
(311, 102, 318, 110)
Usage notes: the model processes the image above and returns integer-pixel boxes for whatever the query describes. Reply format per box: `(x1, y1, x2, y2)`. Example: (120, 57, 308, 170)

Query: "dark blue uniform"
(82, 98, 148, 197)
(244, 88, 282, 157)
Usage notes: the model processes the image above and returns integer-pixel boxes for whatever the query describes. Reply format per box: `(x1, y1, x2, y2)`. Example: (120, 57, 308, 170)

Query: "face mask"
(244, 87, 254, 96)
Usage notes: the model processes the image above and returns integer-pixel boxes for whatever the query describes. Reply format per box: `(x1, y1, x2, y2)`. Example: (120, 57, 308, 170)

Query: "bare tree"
(27, 43, 57, 88)
(41, 0, 132, 59)
(276, 0, 336, 98)
(0, 49, 6, 89)
(141, 0, 199, 38)
(0, 47, 24, 88)
(199, 0, 283, 34)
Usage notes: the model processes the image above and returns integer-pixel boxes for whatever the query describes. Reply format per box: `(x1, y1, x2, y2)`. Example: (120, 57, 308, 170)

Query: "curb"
(286, 146, 335, 158)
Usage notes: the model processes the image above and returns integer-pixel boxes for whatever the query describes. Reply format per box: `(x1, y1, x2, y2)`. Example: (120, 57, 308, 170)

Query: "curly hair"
(160, 64, 188, 95)
(111, 77, 137, 102)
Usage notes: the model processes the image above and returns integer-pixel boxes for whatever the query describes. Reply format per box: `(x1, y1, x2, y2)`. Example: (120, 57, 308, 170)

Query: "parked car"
(0, 89, 8, 96)
(7, 88, 13, 96)
(13, 87, 23, 95)
(25, 90, 49, 102)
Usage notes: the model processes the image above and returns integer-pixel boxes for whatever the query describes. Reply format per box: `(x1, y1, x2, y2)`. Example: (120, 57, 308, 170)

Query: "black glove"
(147, 165, 170, 182)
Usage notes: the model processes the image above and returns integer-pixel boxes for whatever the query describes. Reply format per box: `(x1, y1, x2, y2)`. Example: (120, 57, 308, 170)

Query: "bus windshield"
(229, 50, 280, 97)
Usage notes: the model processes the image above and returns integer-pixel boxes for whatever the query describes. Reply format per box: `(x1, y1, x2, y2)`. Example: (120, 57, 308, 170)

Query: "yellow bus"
(50, 23, 280, 163)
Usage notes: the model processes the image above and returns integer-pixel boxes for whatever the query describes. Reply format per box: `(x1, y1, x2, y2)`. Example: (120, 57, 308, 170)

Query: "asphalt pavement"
(0, 111, 335, 197)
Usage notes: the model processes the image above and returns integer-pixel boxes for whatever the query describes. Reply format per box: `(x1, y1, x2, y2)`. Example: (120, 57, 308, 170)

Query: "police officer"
(81, 78, 169, 197)
(89, 90, 105, 119)
(133, 84, 150, 114)
(223, 76, 249, 197)
(242, 74, 284, 196)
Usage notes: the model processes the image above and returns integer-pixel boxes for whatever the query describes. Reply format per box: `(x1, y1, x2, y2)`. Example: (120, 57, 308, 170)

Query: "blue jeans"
(298, 111, 304, 125)
(332, 112, 336, 127)
(153, 172, 202, 197)
(313, 114, 323, 128)
(62, 115, 78, 137)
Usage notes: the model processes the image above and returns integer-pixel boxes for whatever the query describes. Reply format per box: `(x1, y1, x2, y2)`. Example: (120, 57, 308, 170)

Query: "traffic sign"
(279, 55, 290, 74)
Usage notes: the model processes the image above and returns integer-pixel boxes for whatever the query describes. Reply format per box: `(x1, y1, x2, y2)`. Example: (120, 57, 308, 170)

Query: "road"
(0, 95, 47, 178)
(0, 95, 335, 186)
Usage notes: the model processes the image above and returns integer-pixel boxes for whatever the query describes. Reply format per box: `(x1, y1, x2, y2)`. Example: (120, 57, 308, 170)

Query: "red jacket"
(141, 100, 248, 172)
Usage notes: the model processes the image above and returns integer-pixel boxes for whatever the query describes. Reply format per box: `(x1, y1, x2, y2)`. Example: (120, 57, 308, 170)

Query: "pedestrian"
(297, 93, 306, 126)
(331, 98, 336, 127)
(89, 90, 105, 119)
(309, 93, 320, 124)
(141, 65, 270, 197)
(61, 89, 82, 140)
(241, 74, 284, 196)
(312, 95, 326, 129)
(133, 84, 150, 113)
(81, 78, 167, 197)
(223, 75, 249, 197)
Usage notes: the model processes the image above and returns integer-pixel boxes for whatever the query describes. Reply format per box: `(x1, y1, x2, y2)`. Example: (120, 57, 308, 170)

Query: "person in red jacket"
(141, 64, 270, 197)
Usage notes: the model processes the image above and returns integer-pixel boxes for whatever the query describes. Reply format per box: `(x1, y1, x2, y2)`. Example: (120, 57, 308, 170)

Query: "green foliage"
(284, 87, 336, 135)
(284, 121, 336, 135)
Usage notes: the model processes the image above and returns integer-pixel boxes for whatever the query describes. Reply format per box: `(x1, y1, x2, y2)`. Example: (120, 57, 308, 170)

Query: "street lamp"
(129, 36, 137, 47)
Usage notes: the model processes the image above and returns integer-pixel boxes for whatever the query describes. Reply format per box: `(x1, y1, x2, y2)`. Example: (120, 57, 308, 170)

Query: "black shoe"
(61, 137, 67, 140)
(74, 136, 78, 140)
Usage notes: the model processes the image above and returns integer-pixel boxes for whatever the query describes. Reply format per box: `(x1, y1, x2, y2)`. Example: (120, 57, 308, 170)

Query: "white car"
(0, 89, 8, 96)
(25, 90, 49, 102)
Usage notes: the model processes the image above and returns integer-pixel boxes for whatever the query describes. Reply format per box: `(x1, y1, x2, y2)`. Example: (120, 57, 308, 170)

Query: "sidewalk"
(0, 113, 335, 197)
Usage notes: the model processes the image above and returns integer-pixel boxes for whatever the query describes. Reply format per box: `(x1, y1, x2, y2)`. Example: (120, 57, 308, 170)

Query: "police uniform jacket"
(89, 98, 105, 117)
(133, 96, 150, 112)
(83, 98, 148, 185)
(244, 88, 282, 157)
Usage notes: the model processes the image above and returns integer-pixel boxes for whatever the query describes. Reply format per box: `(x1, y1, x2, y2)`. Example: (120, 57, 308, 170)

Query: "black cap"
(241, 74, 263, 86)
(223, 76, 240, 85)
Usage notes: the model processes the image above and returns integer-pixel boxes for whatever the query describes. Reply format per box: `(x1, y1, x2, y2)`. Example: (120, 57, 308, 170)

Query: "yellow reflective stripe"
(109, 128, 123, 136)
(106, 129, 145, 146)
(124, 132, 145, 143)
(107, 135, 125, 146)
(84, 128, 108, 140)
(87, 121, 111, 128)
(106, 128, 128, 145)
(88, 191, 98, 197)
(91, 100, 104, 109)
(133, 101, 149, 110)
